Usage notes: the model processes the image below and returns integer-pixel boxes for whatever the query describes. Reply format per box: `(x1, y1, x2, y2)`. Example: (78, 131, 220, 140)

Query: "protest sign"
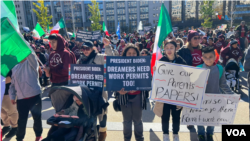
(181, 94, 240, 126)
(144, 26, 152, 32)
(150, 61, 210, 109)
(105, 56, 152, 91)
(76, 30, 101, 42)
(139, 30, 145, 35)
(173, 27, 178, 33)
(69, 64, 104, 91)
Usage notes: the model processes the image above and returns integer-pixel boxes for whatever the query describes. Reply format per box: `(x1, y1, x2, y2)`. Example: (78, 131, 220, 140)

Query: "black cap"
(202, 45, 215, 53)
(230, 39, 238, 46)
(82, 40, 94, 48)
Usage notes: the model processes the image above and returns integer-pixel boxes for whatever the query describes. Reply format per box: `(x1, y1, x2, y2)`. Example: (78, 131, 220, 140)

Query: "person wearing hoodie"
(215, 34, 227, 54)
(153, 41, 187, 141)
(72, 40, 83, 61)
(146, 35, 155, 51)
(9, 53, 43, 141)
(77, 38, 117, 141)
(221, 39, 243, 66)
(196, 46, 234, 141)
(44, 34, 76, 87)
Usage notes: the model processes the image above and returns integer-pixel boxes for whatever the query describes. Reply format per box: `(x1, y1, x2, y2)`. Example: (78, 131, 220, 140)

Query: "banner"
(105, 56, 152, 91)
(69, 64, 104, 91)
(76, 30, 101, 42)
(181, 94, 240, 126)
(150, 61, 210, 109)
(144, 26, 152, 33)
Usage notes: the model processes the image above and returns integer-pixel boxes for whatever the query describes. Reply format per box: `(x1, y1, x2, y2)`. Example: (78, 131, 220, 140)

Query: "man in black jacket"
(236, 21, 248, 52)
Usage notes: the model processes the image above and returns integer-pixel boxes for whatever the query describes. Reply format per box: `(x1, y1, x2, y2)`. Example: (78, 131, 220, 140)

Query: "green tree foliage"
(32, 0, 52, 31)
(200, 0, 214, 28)
(88, 0, 102, 31)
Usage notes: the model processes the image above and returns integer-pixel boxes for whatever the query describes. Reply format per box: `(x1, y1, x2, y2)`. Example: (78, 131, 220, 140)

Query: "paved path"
(3, 72, 250, 141)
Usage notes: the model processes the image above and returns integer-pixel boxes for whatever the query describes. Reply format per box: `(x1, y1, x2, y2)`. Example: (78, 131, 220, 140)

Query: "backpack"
(197, 64, 223, 79)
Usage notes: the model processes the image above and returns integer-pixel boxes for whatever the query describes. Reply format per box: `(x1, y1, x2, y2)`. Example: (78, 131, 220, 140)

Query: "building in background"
(15, 0, 250, 33)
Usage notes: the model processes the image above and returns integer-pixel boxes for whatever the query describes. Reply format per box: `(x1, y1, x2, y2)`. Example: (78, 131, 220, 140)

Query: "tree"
(88, 0, 102, 31)
(200, 0, 215, 28)
(32, 0, 52, 31)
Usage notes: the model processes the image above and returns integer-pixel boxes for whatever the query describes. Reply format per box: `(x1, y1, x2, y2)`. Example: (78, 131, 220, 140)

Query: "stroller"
(45, 85, 108, 141)
(224, 58, 241, 94)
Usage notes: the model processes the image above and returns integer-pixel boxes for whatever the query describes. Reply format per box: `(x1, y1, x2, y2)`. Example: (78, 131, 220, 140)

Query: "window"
(107, 16, 114, 21)
(20, 17, 21, 19)
(128, 2, 137, 7)
(129, 14, 137, 20)
(212, 0, 223, 19)
(185, 0, 196, 21)
(106, 3, 114, 9)
(140, 7, 148, 13)
(118, 15, 126, 20)
(156, 14, 158, 17)
(140, 1, 148, 6)
(153, 1, 155, 4)
(153, 14, 155, 17)
(106, 10, 114, 15)
(129, 8, 137, 13)
(117, 2, 125, 8)
(117, 9, 125, 14)
(140, 14, 148, 19)
(171, 0, 182, 21)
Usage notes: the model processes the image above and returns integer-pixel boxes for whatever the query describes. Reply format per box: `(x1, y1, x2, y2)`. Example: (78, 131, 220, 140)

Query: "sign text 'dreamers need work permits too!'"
(181, 94, 240, 126)
(105, 56, 152, 91)
(150, 61, 210, 109)
(69, 64, 104, 91)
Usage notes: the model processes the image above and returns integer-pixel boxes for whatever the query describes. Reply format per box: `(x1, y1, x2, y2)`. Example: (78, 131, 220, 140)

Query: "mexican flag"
(151, 4, 172, 75)
(50, 18, 65, 34)
(1, 0, 19, 31)
(32, 22, 45, 40)
(103, 22, 110, 36)
(1, 18, 32, 77)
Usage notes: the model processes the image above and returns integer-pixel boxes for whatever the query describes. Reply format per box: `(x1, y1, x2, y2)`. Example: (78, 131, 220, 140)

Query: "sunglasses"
(193, 37, 201, 40)
(81, 47, 91, 51)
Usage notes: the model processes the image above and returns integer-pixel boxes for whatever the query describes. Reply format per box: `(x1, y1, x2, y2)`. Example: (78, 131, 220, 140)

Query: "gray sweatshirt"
(201, 64, 234, 94)
(9, 53, 41, 100)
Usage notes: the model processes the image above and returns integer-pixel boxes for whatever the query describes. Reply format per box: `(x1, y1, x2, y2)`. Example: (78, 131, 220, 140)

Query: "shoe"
(35, 136, 43, 141)
(198, 135, 206, 141)
(207, 134, 214, 141)
(163, 134, 170, 141)
(5, 127, 17, 138)
(1, 126, 11, 136)
(99, 131, 107, 141)
(173, 134, 179, 141)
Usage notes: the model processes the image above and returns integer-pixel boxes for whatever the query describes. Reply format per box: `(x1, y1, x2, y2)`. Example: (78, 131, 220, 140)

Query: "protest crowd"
(2, 3, 250, 141)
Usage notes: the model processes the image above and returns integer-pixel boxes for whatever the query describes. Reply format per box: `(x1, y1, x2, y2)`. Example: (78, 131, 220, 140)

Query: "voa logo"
(226, 129, 246, 136)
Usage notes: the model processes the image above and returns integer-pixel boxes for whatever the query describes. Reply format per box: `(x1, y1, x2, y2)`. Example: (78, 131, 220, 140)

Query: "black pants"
(161, 103, 182, 134)
(16, 95, 42, 141)
(51, 81, 68, 87)
(100, 114, 107, 128)
(39, 73, 48, 86)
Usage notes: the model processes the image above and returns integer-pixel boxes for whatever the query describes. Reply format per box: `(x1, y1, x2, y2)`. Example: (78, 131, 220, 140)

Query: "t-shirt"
(191, 48, 203, 66)
(241, 26, 245, 37)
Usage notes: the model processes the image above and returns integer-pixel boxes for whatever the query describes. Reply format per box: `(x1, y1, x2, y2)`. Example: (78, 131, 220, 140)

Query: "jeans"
(197, 126, 215, 135)
(120, 94, 144, 141)
(161, 104, 182, 134)
(16, 95, 42, 141)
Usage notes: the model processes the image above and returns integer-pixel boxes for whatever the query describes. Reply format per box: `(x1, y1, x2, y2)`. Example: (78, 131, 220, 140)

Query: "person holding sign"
(116, 44, 148, 141)
(77, 38, 117, 141)
(153, 41, 187, 141)
(196, 46, 234, 141)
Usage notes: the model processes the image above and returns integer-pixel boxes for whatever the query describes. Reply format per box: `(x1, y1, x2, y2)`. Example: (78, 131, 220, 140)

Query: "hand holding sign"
(118, 88, 128, 95)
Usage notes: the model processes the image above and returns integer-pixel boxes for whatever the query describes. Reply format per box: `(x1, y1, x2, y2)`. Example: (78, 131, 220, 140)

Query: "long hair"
(185, 42, 202, 52)
(121, 43, 140, 56)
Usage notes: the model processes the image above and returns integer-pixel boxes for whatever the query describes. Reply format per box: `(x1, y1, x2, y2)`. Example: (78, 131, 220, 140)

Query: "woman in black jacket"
(177, 30, 203, 67)
(153, 40, 186, 141)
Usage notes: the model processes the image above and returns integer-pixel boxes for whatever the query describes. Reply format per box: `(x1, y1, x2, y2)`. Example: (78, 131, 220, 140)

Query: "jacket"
(153, 55, 187, 117)
(236, 25, 248, 37)
(243, 47, 250, 87)
(9, 53, 41, 100)
(221, 46, 243, 65)
(177, 47, 193, 66)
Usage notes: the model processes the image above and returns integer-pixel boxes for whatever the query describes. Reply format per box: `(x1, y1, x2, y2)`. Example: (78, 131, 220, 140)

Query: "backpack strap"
(216, 64, 224, 79)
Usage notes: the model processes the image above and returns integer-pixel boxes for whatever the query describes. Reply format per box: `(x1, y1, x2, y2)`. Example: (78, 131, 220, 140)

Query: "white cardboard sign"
(150, 61, 210, 109)
(181, 94, 240, 126)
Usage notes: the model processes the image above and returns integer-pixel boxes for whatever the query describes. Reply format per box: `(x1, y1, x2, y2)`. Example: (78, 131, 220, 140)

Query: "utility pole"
(71, 1, 76, 34)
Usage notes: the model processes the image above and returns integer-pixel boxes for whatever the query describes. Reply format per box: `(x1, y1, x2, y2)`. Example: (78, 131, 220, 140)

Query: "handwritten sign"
(76, 30, 101, 42)
(69, 64, 104, 91)
(150, 61, 210, 109)
(181, 94, 240, 126)
(105, 56, 152, 91)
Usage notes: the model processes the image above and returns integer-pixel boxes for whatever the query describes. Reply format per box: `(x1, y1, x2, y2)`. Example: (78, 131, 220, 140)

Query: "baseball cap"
(82, 40, 94, 48)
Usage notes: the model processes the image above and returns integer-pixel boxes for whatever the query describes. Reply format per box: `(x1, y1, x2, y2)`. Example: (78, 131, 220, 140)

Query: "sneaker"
(163, 134, 170, 141)
(173, 134, 180, 141)
(207, 134, 214, 141)
(1, 126, 11, 136)
(198, 135, 206, 141)
(5, 127, 17, 138)
(35, 136, 43, 141)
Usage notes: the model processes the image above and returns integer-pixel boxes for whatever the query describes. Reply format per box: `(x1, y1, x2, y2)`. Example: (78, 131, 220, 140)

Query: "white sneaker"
(173, 134, 180, 141)
(163, 134, 170, 141)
